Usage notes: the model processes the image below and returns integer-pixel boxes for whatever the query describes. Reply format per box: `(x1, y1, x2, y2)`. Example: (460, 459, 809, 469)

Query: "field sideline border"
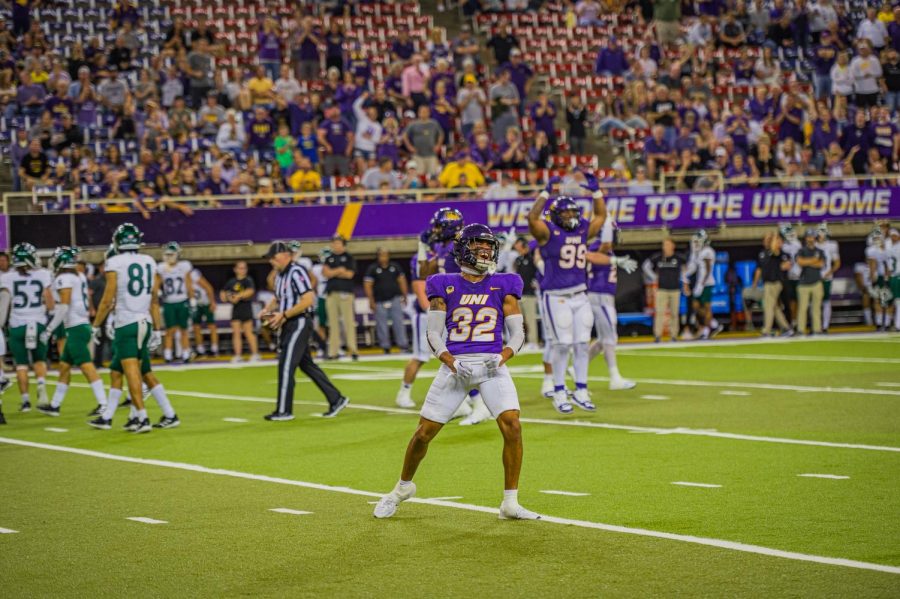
(1, 436, 898, 576)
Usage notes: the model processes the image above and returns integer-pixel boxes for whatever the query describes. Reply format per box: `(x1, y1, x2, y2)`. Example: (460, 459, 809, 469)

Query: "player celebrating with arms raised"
(528, 173, 607, 414)
(374, 224, 538, 521)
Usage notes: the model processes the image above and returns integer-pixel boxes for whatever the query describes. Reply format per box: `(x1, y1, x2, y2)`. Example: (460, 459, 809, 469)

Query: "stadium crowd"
(4, 0, 900, 214)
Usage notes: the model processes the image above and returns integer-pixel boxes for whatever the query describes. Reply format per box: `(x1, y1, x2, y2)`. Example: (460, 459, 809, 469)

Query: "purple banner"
(9, 187, 900, 249)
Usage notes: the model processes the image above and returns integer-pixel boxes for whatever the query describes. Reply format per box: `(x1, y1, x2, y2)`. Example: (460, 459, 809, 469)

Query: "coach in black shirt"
(642, 238, 686, 342)
(322, 235, 359, 360)
(261, 241, 347, 420)
(364, 248, 409, 353)
(513, 238, 539, 347)
(753, 233, 792, 336)
(796, 229, 826, 335)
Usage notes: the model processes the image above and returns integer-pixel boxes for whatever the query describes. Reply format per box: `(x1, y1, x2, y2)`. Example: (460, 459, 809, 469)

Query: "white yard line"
(61, 382, 900, 452)
(672, 482, 722, 488)
(640, 395, 670, 401)
(222, 418, 249, 423)
(0, 527, 19, 533)
(798, 474, 850, 480)
(126, 517, 167, 525)
(426, 496, 464, 501)
(44, 427, 68, 433)
(719, 391, 751, 397)
(2, 436, 897, 576)
(269, 508, 313, 515)
(540, 490, 591, 497)
(618, 350, 900, 365)
(876, 382, 900, 388)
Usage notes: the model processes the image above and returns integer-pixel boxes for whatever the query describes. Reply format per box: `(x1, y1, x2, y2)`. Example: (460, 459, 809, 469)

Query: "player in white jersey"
(866, 229, 891, 331)
(190, 267, 219, 357)
(90, 223, 178, 433)
(312, 249, 330, 348)
(159, 241, 195, 362)
(684, 229, 721, 340)
(780, 224, 802, 328)
(36, 247, 109, 416)
(0, 243, 54, 413)
(815, 223, 841, 333)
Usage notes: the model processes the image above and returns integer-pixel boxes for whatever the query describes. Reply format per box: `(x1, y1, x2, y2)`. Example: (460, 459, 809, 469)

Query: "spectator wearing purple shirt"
(497, 127, 528, 169)
(674, 125, 698, 153)
(594, 37, 629, 76)
(347, 43, 372, 83)
(529, 92, 557, 153)
(429, 59, 457, 101)
(324, 20, 346, 75)
(840, 110, 873, 173)
(747, 87, 774, 124)
(334, 73, 362, 126)
(725, 104, 751, 151)
(644, 125, 675, 178)
(470, 132, 498, 171)
(776, 94, 805, 143)
(430, 79, 456, 142)
(376, 116, 402, 167)
(725, 152, 755, 188)
(291, 16, 321, 81)
(501, 49, 533, 108)
(528, 130, 552, 169)
(317, 101, 354, 176)
(257, 18, 282, 80)
(812, 31, 838, 100)
(390, 30, 416, 62)
(810, 108, 839, 155)
(246, 106, 276, 152)
(16, 69, 45, 117)
(869, 107, 899, 164)
(288, 94, 315, 138)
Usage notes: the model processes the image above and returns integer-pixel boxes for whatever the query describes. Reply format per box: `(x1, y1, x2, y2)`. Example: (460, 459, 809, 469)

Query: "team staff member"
(363, 248, 409, 353)
(796, 229, 827, 335)
(221, 261, 260, 363)
(753, 233, 793, 337)
(512, 238, 539, 348)
(260, 242, 348, 421)
(323, 235, 358, 360)
(643, 238, 687, 343)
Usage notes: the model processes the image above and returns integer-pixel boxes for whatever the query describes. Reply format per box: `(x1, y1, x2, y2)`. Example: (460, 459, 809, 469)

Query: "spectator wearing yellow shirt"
(438, 152, 485, 189)
(246, 64, 275, 106)
(289, 155, 323, 200)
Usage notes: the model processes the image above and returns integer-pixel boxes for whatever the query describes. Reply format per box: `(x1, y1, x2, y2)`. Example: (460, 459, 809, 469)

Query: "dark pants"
(276, 316, 342, 414)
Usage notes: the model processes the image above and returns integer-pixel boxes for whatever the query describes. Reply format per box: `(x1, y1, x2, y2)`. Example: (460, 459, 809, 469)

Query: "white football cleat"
(498, 502, 542, 520)
(395, 387, 415, 409)
(459, 393, 491, 426)
(248, 353, 262, 363)
(230, 356, 243, 363)
(609, 378, 636, 391)
(541, 375, 554, 398)
(571, 388, 596, 411)
(373, 482, 416, 519)
(552, 390, 574, 414)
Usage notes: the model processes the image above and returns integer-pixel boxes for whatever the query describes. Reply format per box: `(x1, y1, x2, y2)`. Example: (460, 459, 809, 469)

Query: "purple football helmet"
(430, 207, 465, 242)
(453, 223, 500, 273)
(549, 196, 581, 231)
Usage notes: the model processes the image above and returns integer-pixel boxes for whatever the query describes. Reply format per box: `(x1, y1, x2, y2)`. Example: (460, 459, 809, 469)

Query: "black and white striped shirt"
(275, 263, 314, 317)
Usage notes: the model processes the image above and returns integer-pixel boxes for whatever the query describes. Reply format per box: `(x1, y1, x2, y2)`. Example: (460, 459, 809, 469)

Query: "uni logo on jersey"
(459, 294, 489, 305)
(565, 236, 582, 244)
(445, 285, 454, 294)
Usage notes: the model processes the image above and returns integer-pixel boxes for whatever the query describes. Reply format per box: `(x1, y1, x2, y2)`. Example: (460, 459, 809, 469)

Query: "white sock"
(211, 344, 218, 353)
(876, 312, 883, 326)
(104, 388, 123, 420)
(822, 301, 832, 329)
(542, 342, 552, 363)
(181, 349, 191, 360)
(137, 408, 148, 420)
(503, 489, 518, 503)
(90, 379, 106, 407)
(21, 392, 29, 404)
(50, 383, 68, 408)
(588, 340, 603, 361)
(603, 344, 621, 379)
(700, 326, 710, 337)
(164, 348, 173, 361)
(129, 405, 138, 419)
(550, 344, 569, 388)
(196, 344, 206, 354)
(150, 384, 175, 418)
(572, 342, 589, 386)
(37, 377, 46, 387)
(864, 308, 873, 325)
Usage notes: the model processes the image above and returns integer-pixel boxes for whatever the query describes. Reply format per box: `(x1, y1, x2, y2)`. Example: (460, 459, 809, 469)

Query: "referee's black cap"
(263, 241, 291, 258)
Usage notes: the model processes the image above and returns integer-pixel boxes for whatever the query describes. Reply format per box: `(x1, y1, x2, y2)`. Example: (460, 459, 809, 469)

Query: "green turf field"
(2, 333, 899, 597)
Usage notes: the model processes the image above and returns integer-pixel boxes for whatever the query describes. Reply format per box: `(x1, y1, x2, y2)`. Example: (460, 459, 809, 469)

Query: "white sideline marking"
(3, 437, 897, 576)
(719, 391, 751, 396)
(619, 350, 900, 365)
(672, 482, 722, 489)
(876, 382, 900, 388)
(222, 418, 249, 423)
(540, 490, 590, 497)
(44, 427, 68, 433)
(126, 517, 167, 525)
(0, 527, 19, 533)
(427, 496, 464, 501)
(63, 382, 900, 452)
(640, 394, 670, 401)
(269, 508, 313, 515)
(798, 474, 850, 480)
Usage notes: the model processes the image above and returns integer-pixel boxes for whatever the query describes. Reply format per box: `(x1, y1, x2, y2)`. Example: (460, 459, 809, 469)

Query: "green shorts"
(693, 285, 713, 305)
(822, 280, 832, 298)
(8, 323, 48, 366)
(316, 296, 327, 327)
(110, 321, 151, 375)
(193, 304, 215, 325)
(53, 323, 67, 340)
(60, 324, 92, 366)
(891, 276, 900, 300)
(163, 301, 191, 329)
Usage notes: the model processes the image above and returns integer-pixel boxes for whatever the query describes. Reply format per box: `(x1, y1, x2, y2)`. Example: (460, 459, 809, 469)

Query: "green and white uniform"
(159, 259, 192, 329)
(688, 245, 716, 303)
(107, 252, 156, 374)
(54, 271, 92, 366)
(866, 244, 891, 305)
(0, 268, 52, 365)
(888, 243, 900, 302)
(191, 268, 213, 324)
(817, 239, 840, 297)
(783, 238, 802, 299)
(50, 285, 67, 341)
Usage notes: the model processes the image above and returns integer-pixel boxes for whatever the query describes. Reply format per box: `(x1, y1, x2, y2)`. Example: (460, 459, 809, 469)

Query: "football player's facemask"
(690, 229, 709, 252)
(780, 225, 797, 244)
(431, 207, 465, 242)
(11, 242, 38, 269)
(454, 223, 500, 275)
(550, 197, 580, 231)
(51, 246, 79, 272)
(113, 223, 143, 251)
(288, 240, 302, 261)
(867, 230, 885, 249)
(816, 223, 829, 242)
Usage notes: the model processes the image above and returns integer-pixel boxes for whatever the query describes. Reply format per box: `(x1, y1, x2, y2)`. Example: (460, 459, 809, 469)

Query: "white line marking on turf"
(798, 474, 850, 480)
(719, 391, 751, 396)
(222, 418, 249, 423)
(640, 394, 670, 401)
(4, 438, 897, 576)
(672, 482, 722, 488)
(44, 427, 68, 433)
(269, 508, 313, 515)
(876, 382, 900, 388)
(540, 490, 591, 497)
(619, 350, 900, 364)
(427, 496, 464, 501)
(126, 517, 168, 525)
(0, 527, 19, 533)
(61, 382, 900, 453)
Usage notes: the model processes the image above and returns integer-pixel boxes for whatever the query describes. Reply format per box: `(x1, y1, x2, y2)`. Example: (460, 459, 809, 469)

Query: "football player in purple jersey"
(528, 172, 607, 414)
(417, 207, 464, 278)
(586, 219, 638, 392)
(374, 224, 539, 521)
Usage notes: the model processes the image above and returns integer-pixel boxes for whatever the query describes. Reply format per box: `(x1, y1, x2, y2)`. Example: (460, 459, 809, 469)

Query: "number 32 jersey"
(539, 218, 589, 292)
(426, 272, 523, 355)
(106, 252, 157, 327)
(0, 268, 52, 328)
(158, 260, 192, 303)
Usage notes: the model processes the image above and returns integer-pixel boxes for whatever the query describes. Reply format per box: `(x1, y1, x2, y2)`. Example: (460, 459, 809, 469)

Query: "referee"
(261, 242, 348, 421)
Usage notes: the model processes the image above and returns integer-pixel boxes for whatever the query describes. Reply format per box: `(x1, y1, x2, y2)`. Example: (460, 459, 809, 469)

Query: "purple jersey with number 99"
(539, 218, 589, 291)
(426, 272, 523, 354)
(587, 239, 617, 295)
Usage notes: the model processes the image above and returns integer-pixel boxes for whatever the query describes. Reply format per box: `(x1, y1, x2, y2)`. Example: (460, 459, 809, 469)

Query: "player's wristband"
(504, 314, 524, 356)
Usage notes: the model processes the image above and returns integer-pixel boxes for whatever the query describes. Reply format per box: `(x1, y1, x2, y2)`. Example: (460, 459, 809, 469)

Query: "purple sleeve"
(505, 273, 524, 299)
(425, 274, 445, 301)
